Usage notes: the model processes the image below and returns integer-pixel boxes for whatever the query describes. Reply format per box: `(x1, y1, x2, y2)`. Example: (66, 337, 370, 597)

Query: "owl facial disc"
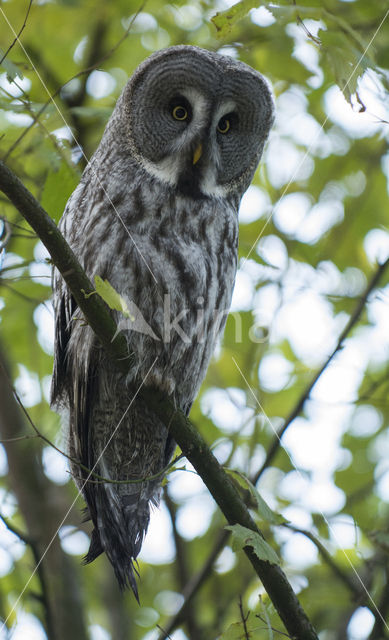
(124, 45, 274, 198)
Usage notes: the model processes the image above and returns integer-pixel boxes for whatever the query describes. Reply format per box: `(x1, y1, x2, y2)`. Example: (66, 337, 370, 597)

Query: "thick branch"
(0, 159, 319, 640)
(146, 389, 318, 638)
(0, 159, 129, 367)
(158, 254, 389, 633)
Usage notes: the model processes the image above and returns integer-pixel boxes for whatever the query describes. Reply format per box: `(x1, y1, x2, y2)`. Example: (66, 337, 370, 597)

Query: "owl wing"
(51, 272, 74, 406)
(51, 270, 97, 496)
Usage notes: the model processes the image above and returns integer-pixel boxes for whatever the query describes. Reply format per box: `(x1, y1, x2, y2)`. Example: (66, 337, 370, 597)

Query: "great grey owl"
(51, 45, 274, 597)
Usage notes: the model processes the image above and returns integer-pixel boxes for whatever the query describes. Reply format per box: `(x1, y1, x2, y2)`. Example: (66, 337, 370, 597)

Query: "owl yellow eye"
(172, 105, 188, 121)
(217, 117, 230, 134)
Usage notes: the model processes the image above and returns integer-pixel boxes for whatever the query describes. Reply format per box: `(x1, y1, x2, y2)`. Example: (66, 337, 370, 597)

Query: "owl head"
(115, 46, 274, 199)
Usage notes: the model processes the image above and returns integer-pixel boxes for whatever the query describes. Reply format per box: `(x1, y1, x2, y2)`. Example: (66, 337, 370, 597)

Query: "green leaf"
(225, 524, 280, 565)
(94, 276, 133, 318)
(40, 162, 80, 222)
(0, 50, 24, 81)
(319, 29, 369, 104)
(227, 470, 288, 526)
(211, 0, 261, 38)
(2, 0, 389, 625)
(220, 620, 258, 640)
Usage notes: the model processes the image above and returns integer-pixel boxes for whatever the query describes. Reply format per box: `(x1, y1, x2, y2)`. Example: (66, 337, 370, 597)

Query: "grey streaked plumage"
(51, 45, 274, 597)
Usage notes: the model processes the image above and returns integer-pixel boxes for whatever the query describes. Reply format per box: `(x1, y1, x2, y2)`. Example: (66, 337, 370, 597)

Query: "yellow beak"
(192, 143, 203, 165)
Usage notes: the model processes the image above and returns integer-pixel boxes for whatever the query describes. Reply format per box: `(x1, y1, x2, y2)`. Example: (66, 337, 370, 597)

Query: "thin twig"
(0, 160, 320, 639)
(157, 529, 230, 640)
(0, 0, 33, 65)
(239, 595, 250, 640)
(0, 219, 36, 235)
(282, 523, 362, 598)
(164, 489, 203, 640)
(252, 256, 389, 485)
(0, 260, 35, 273)
(0, 434, 39, 443)
(292, 0, 321, 45)
(157, 257, 389, 638)
(0, 513, 54, 638)
(0, 281, 50, 304)
(72, 453, 185, 486)
(156, 626, 173, 640)
(3, 1, 147, 161)
(1, 356, 185, 486)
(0, 513, 31, 545)
(0, 358, 75, 458)
(256, 614, 290, 638)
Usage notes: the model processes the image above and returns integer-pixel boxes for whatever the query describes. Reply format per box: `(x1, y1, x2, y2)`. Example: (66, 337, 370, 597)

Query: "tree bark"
(0, 158, 320, 639)
(0, 343, 89, 640)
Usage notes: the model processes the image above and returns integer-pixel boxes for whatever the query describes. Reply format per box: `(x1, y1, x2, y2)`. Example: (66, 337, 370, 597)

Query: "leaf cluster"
(0, 1, 389, 639)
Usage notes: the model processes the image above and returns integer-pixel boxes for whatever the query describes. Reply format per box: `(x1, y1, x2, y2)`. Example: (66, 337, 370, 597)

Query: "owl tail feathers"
(82, 482, 156, 601)
(83, 526, 140, 600)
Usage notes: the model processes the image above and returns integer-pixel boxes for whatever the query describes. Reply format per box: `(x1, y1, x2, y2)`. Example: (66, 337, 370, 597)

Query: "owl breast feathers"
(51, 45, 274, 598)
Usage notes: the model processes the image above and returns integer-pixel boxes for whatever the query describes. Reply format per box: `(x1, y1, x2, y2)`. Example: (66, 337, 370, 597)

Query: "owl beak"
(192, 143, 203, 165)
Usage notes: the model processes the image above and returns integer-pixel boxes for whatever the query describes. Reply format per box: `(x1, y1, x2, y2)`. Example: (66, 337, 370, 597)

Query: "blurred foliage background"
(0, 0, 389, 639)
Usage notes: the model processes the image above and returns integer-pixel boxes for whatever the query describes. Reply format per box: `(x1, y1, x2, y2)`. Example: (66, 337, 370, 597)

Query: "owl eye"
(172, 105, 188, 121)
(217, 116, 230, 134)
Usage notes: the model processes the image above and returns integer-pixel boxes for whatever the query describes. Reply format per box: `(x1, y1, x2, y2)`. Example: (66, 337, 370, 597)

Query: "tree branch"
(157, 253, 389, 634)
(283, 523, 362, 598)
(0, 514, 54, 639)
(239, 596, 250, 640)
(157, 529, 230, 640)
(253, 255, 389, 485)
(0, 159, 129, 366)
(3, 2, 147, 162)
(26, 17, 109, 162)
(0, 0, 33, 65)
(164, 489, 203, 640)
(0, 158, 319, 640)
(1, 350, 184, 486)
(0, 341, 88, 640)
